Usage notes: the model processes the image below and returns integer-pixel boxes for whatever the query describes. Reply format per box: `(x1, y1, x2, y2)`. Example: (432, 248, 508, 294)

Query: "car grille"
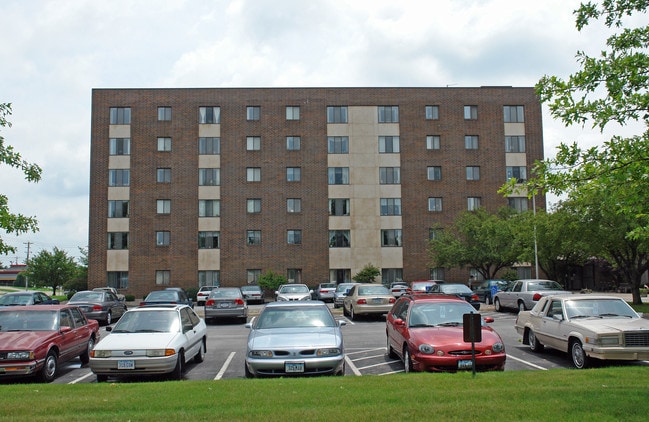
(624, 332, 649, 347)
(273, 350, 317, 356)
(448, 350, 482, 356)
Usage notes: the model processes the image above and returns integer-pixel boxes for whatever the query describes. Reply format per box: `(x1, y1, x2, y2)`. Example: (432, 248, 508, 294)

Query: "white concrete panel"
(107, 218, 129, 232)
(108, 125, 130, 138)
(198, 124, 221, 137)
(106, 250, 129, 271)
(198, 186, 221, 199)
(505, 153, 527, 166)
(198, 249, 220, 270)
(198, 218, 220, 231)
(107, 187, 129, 200)
(198, 155, 220, 168)
(504, 122, 525, 136)
(108, 155, 130, 169)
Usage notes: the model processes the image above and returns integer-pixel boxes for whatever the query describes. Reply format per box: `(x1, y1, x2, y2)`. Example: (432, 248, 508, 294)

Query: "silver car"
(245, 301, 346, 377)
(333, 283, 359, 308)
(204, 287, 248, 323)
(68, 290, 127, 326)
(275, 284, 313, 301)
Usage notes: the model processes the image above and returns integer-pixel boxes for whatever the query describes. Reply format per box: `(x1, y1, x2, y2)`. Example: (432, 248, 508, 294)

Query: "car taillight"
(389, 297, 396, 303)
(532, 293, 542, 301)
(471, 294, 479, 301)
(205, 299, 215, 306)
(92, 305, 103, 311)
(357, 299, 367, 304)
(235, 298, 244, 305)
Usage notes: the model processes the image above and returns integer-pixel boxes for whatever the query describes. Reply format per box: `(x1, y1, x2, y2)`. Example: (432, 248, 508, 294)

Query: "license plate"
(118, 360, 135, 370)
(458, 359, 473, 369)
(372, 298, 384, 304)
(219, 302, 230, 308)
(285, 362, 305, 373)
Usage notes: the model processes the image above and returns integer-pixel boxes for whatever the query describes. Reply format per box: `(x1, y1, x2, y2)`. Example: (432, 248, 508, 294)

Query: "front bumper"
(0, 360, 42, 377)
(245, 355, 345, 377)
(583, 345, 649, 361)
(412, 351, 506, 372)
(90, 354, 178, 376)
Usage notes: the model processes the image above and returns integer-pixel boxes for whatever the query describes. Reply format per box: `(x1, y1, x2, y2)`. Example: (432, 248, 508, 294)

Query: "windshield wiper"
(598, 313, 632, 318)
(435, 322, 462, 327)
(569, 315, 593, 319)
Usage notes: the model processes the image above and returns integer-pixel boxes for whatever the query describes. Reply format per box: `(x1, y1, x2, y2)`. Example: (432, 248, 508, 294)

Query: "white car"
(196, 286, 217, 306)
(275, 284, 313, 301)
(515, 294, 649, 368)
(89, 304, 207, 381)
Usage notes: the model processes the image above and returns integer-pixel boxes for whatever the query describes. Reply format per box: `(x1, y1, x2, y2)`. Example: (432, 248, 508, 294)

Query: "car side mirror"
(552, 314, 564, 321)
(394, 318, 406, 326)
(338, 320, 347, 327)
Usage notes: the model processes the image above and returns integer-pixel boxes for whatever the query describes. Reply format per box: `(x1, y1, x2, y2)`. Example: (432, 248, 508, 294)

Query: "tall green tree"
(0, 103, 42, 255)
(26, 247, 78, 296)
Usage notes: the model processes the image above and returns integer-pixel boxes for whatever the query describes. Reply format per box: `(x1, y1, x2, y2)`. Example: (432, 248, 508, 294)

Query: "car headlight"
(418, 344, 435, 354)
(146, 349, 176, 357)
(316, 348, 341, 357)
(277, 296, 288, 301)
(7, 351, 34, 360)
(91, 350, 112, 358)
(587, 336, 620, 346)
(491, 342, 504, 353)
(301, 296, 311, 301)
(249, 350, 273, 358)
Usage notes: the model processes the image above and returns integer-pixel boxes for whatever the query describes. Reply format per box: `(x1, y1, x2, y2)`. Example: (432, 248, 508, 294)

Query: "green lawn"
(0, 366, 647, 421)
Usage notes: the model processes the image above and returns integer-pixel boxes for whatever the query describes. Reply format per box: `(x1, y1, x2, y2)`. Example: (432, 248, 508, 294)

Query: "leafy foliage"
(352, 263, 380, 283)
(256, 270, 288, 291)
(25, 247, 78, 296)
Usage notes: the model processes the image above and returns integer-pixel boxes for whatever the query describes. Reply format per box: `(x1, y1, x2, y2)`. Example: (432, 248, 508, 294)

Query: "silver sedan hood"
(249, 327, 342, 349)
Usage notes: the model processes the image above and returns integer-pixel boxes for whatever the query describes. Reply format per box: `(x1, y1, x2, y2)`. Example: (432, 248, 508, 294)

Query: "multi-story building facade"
(88, 87, 544, 298)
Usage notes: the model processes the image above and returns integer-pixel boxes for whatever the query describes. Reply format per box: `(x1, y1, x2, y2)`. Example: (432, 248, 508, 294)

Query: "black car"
(472, 280, 509, 305)
(427, 283, 481, 310)
(140, 288, 194, 308)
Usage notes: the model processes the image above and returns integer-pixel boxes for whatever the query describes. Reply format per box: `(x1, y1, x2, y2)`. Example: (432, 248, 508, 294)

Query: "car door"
(57, 309, 85, 361)
(180, 308, 201, 359)
(502, 282, 521, 308)
(538, 299, 568, 351)
(386, 298, 409, 357)
(106, 292, 124, 318)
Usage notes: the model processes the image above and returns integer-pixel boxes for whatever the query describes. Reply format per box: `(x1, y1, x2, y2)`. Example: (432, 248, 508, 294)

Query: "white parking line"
(345, 355, 362, 376)
(214, 352, 236, 380)
(351, 353, 387, 362)
(345, 347, 385, 356)
(357, 361, 399, 371)
(69, 370, 95, 384)
(506, 353, 548, 370)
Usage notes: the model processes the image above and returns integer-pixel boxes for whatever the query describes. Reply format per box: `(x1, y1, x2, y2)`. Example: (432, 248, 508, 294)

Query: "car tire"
(244, 363, 254, 378)
(105, 311, 112, 326)
(518, 301, 526, 313)
(528, 329, 544, 352)
(96, 374, 108, 383)
(343, 305, 349, 317)
(350, 306, 357, 321)
(570, 339, 589, 369)
(170, 351, 184, 380)
(39, 350, 58, 382)
(386, 336, 398, 359)
(403, 347, 413, 373)
(494, 298, 502, 312)
(79, 336, 95, 365)
(194, 340, 206, 363)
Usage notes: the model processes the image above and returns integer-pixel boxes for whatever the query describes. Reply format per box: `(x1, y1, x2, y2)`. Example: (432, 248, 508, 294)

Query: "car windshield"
(111, 310, 179, 333)
(279, 285, 309, 294)
(320, 283, 335, 288)
(240, 286, 260, 292)
(210, 289, 241, 299)
(0, 310, 57, 331)
(358, 286, 390, 296)
(145, 291, 178, 301)
(336, 284, 353, 292)
(0, 294, 32, 306)
(408, 302, 478, 327)
(440, 285, 471, 294)
(527, 281, 563, 290)
(564, 299, 638, 319)
(256, 306, 336, 329)
(70, 292, 104, 302)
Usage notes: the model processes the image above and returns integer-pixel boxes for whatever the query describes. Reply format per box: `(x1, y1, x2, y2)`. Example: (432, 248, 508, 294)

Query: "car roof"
(2, 290, 42, 295)
(543, 294, 623, 301)
(402, 293, 467, 303)
(263, 300, 328, 309)
(135, 304, 191, 311)
(0, 304, 73, 311)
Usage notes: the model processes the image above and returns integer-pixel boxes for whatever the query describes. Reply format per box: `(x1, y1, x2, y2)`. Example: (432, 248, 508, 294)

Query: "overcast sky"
(0, 0, 634, 266)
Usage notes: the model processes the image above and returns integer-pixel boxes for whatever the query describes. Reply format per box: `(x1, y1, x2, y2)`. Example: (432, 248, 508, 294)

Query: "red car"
(0, 305, 100, 382)
(386, 294, 505, 372)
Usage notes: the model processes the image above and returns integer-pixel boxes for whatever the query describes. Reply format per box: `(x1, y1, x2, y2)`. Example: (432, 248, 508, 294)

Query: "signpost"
(463, 312, 482, 377)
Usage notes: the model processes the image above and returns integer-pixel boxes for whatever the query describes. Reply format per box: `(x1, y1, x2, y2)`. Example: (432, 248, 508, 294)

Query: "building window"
(426, 135, 440, 150)
(109, 138, 130, 155)
(156, 231, 170, 246)
(286, 106, 300, 120)
(465, 135, 479, 150)
(158, 107, 172, 121)
(428, 197, 443, 212)
(199, 231, 220, 249)
(287, 230, 302, 245)
(155, 270, 171, 286)
(430, 268, 445, 280)
(329, 198, 350, 216)
(328, 167, 349, 184)
(109, 107, 131, 125)
(287, 198, 302, 213)
(466, 166, 480, 180)
(157, 199, 171, 214)
(247, 269, 261, 284)
(286, 167, 301, 182)
(247, 199, 261, 213)
(329, 230, 350, 247)
(108, 200, 129, 218)
(379, 136, 400, 153)
(380, 198, 401, 216)
(468, 197, 482, 211)
(383, 269, 403, 284)
(199, 106, 220, 124)
(286, 136, 301, 151)
(327, 106, 348, 123)
(108, 232, 128, 250)
(429, 227, 443, 240)
(381, 229, 402, 247)
(199, 271, 220, 287)
(504, 105, 524, 123)
(506, 166, 527, 182)
(157, 168, 171, 183)
(108, 169, 130, 187)
(427, 166, 442, 181)
(287, 269, 302, 283)
(379, 167, 400, 184)
(508, 197, 529, 212)
(199, 168, 220, 186)
(328, 136, 349, 154)
(464, 105, 478, 120)
(505, 136, 526, 153)
(247, 167, 261, 182)
(247, 230, 261, 245)
(107, 271, 128, 289)
(199, 200, 220, 217)
(247, 136, 261, 151)
(157, 137, 172, 152)
(378, 106, 399, 123)
(199, 137, 220, 155)
(247, 106, 260, 121)
(425, 105, 439, 120)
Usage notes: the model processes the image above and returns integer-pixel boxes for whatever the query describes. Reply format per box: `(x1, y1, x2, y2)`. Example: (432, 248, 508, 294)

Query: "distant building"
(0, 263, 27, 286)
(88, 87, 545, 298)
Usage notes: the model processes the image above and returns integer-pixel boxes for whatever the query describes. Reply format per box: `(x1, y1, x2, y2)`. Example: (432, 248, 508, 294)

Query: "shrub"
(186, 287, 199, 301)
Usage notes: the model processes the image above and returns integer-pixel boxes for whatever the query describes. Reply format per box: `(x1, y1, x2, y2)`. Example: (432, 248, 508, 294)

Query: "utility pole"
(24, 241, 31, 290)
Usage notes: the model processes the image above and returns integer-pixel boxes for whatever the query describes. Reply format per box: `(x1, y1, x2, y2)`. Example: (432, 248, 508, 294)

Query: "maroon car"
(386, 294, 505, 372)
(0, 305, 100, 382)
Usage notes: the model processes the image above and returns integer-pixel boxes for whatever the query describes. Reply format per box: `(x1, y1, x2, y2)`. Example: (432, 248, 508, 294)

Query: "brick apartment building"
(88, 87, 545, 298)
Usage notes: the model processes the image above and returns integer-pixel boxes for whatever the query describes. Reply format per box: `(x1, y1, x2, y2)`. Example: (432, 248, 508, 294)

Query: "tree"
(512, 1, 649, 303)
(25, 247, 78, 296)
(256, 270, 288, 292)
(63, 247, 89, 296)
(0, 103, 43, 255)
(352, 263, 380, 283)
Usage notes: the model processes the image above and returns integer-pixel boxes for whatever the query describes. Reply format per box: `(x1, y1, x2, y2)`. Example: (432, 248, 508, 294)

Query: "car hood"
(409, 325, 503, 346)
(569, 317, 649, 332)
(94, 332, 180, 350)
(0, 331, 58, 350)
(249, 327, 342, 349)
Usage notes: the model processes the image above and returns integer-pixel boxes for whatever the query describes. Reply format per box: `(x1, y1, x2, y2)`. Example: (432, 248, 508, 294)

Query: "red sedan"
(386, 294, 505, 372)
(0, 305, 100, 382)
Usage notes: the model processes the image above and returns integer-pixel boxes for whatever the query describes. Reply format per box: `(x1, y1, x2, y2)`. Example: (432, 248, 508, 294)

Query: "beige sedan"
(342, 284, 395, 320)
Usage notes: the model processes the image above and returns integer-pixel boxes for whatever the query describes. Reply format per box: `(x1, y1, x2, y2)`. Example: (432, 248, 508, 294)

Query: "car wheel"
(244, 363, 254, 378)
(528, 329, 544, 352)
(39, 350, 58, 382)
(350, 306, 357, 321)
(194, 340, 206, 363)
(386, 336, 398, 359)
(105, 311, 112, 326)
(96, 374, 108, 383)
(403, 347, 413, 373)
(170, 351, 184, 380)
(518, 301, 526, 313)
(494, 298, 502, 312)
(343, 304, 349, 317)
(336, 361, 346, 376)
(79, 336, 95, 364)
(570, 339, 589, 369)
